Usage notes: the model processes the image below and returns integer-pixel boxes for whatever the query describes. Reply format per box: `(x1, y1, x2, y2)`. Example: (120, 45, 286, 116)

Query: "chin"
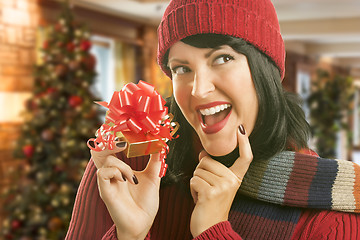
(202, 139, 237, 157)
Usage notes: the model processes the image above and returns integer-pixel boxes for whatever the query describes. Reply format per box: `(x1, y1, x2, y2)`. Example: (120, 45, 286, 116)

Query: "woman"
(66, 0, 360, 239)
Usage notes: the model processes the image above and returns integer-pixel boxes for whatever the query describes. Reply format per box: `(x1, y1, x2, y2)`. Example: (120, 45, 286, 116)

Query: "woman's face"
(168, 41, 259, 156)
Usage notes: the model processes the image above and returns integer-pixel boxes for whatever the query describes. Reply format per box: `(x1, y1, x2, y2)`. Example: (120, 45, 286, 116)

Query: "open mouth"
(199, 104, 232, 126)
(197, 103, 232, 134)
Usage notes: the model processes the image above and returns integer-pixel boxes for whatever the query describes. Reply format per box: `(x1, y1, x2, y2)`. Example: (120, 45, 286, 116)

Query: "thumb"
(229, 125, 253, 182)
(144, 152, 162, 178)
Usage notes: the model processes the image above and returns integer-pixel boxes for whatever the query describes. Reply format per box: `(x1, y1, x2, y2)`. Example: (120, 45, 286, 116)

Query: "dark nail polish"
(116, 142, 127, 148)
(122, 174, 126, 181)
(88, 140, 95, 148)
(132, 175, 139, 184)
(239, 125, 246, 135)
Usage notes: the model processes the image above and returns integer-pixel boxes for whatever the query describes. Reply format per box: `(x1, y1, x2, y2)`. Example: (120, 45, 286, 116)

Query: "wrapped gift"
(87, 80, 178, 177)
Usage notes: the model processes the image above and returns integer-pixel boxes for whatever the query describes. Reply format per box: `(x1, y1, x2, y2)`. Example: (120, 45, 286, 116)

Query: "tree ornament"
(68, 95, 83, 108)
(41, 129, 54, 141)
(80, 40, 91, 51)
(22, 144, 34, 158)
(59, 18, 66, 26)
(11, 220, 22, 230)
(69, 60, 80, 70)
(84, 32, 90, 38)
(55, 64, 67, 77)
(82, 54, 96, 70)
(75, 29, 82, 37)
(46, 87, 57, 94)
(5, 233, 14, 240)
(48, 217, 63, 231)
(57, 41, 64, 48)
(66, 42, 75, 52)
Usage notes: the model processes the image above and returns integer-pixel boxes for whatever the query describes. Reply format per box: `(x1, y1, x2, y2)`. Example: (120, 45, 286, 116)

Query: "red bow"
(88, 81, 176, 177)
(99, 80, 169, 136)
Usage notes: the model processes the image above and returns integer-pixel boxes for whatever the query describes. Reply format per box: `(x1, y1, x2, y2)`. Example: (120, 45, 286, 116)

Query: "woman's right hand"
(91, 141, 162, 240)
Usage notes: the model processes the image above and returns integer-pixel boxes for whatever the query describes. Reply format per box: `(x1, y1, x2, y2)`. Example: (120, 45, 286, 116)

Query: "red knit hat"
(157, 0, 285, 79)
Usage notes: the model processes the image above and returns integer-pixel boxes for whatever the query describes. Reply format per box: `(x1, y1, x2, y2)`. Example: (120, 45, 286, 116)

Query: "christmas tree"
(1, 4, 102, 240)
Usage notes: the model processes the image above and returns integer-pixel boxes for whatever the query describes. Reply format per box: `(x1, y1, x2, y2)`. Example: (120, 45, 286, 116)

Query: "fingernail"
(239, 125, 246, 135)
(122, 174, 126, 181)
(116, 142, 127, 148)
(132, 175, 139, 184)
(88, 140, 95, 148)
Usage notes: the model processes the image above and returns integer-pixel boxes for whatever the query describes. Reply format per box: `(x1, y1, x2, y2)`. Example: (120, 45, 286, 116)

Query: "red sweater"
(66, 155, 360, 240)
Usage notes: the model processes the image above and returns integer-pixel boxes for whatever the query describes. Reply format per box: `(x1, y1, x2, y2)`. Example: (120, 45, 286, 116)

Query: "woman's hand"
(190, 125, 253, 237)
(91, 142, 162, 240)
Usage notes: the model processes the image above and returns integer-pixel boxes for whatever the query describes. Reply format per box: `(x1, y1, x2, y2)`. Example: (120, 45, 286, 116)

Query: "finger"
(190, 176, 211, 203)
(91, 140, 127, 156)
(197, 155, 229, 178)
(97, 167, 126, 201)
(229, 125, 253, 181)
(97, 167, 125, 182)
(144, 152, 162, 179)
(193, 167, 220, 187)
(103, 155, 138, 185)
(198, 150, 208, 161)
(90, 140, 127, 168)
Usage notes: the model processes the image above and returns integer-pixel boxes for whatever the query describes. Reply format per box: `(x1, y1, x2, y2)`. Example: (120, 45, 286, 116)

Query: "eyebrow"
(168, 46, 224, 67)
(204, 46, 222, 58)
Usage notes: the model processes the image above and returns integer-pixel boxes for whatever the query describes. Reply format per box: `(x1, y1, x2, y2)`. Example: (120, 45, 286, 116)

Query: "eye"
(213, 54, 234, 65)
(171, 66, 191, 75)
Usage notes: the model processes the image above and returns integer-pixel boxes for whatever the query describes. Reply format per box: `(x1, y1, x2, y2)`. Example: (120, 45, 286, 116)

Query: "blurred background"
(0, 0, 360, 239)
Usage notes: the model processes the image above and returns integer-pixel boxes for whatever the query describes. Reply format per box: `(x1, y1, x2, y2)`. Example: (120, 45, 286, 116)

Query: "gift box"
(115, 130, 167, 158)
(87, 80, 178, 177)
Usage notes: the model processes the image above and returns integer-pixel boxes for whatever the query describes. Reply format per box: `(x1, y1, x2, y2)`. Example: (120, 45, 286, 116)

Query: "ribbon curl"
(87, 81, 176, 177)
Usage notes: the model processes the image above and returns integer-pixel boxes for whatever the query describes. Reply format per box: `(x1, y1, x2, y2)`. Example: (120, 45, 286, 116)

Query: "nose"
(191, 69, 215, 98)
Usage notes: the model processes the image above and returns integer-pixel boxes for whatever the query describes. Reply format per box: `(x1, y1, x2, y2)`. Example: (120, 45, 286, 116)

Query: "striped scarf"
(228, 151, 360, 239)
(240, 151, 360, 213)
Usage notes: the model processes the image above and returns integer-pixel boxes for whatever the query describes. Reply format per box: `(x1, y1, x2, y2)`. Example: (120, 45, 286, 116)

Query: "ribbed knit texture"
(66, 151, 360, 240)
(240, 151, 360, 213)
(157, 0, 285, 79)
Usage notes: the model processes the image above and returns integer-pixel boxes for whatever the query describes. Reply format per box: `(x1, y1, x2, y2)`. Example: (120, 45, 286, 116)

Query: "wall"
(0, 0, 39, 224)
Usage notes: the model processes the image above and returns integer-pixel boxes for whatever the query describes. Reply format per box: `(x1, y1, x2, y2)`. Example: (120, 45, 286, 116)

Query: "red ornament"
(46, 87, 57, 94)
(68, 95, 83, 108)
(11, 220, 22, 230)
(80, 40, 91, 51)
(5, 233, 13, 240)
(57, 41, 64, 48)
(22, 144, 34, 158)
(55, 23, 62, 32)
(66, 42, 75, 52)
(82, 54, 96, 70)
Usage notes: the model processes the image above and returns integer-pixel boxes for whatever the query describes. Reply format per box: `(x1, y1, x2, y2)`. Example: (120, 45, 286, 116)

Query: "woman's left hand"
(190, 126, 253, 237)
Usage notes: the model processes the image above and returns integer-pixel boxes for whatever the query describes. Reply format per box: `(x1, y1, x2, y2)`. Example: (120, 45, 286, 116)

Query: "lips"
(196, 101, 232, 134)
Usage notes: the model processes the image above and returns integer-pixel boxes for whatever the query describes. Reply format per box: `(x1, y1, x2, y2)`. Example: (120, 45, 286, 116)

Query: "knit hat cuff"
(157, 2, 285, 79)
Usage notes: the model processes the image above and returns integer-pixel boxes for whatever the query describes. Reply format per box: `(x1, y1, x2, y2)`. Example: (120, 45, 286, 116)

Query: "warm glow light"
(319, 56, 334, 64)
(0, 92, 31, 123)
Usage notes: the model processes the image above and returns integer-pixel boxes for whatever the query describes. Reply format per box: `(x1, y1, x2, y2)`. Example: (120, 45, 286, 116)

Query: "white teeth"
(199, 104, 231, 116)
